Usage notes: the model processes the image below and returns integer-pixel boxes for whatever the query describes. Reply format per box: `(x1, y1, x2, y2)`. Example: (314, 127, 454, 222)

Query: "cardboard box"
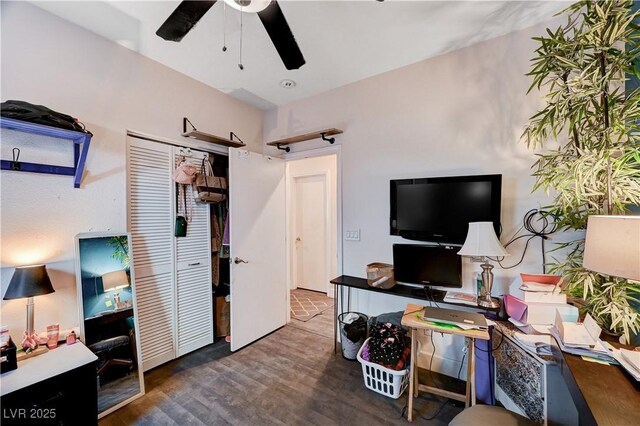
(215, 296, 230, 337)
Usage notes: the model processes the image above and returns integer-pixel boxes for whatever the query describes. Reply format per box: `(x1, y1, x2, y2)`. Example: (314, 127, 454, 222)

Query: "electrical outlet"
(345, 229, 360, 241)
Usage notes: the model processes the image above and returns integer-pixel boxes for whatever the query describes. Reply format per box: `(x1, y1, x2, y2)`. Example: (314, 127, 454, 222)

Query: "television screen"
(393, 244, 462, 288)
(390, 174, 501, 244)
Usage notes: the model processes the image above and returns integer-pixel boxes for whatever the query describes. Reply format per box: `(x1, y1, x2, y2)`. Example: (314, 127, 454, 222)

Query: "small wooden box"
(1, 337, 17, 374)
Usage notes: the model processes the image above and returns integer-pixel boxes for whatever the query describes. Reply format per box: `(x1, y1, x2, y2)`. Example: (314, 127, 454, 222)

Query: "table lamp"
(458, 222, 509, 308)
(3, 265, 55, 334)
(583, 215, 640, 282)
(101, 269, 129, 309)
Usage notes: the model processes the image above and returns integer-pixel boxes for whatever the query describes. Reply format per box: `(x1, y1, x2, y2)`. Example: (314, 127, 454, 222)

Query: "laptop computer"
(422, 306, 488, 330)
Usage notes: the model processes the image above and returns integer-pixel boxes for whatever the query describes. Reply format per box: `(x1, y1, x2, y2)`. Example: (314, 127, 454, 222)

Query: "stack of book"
(504, 273, 578, 334)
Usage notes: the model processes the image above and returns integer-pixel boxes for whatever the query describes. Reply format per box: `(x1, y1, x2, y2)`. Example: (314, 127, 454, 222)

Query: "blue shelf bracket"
(0, 117, 92, 188)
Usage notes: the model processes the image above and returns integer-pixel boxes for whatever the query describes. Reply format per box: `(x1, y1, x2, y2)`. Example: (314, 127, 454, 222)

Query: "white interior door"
(294, 175, 327, 293)
(229, 148, 286, 351)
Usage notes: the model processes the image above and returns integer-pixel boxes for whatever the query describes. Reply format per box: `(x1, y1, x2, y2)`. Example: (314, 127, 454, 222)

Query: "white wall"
(0, 2, 263, 339)
(264, 21, 558, 375)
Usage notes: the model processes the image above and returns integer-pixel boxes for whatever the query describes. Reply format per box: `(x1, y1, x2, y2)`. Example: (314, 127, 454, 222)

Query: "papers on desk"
(443, 291, 478, 306)
(513, 332, 553, 356)
(555, 310, 600, 347)
(610, 348, 640, 381)
(549, 310, 616, 363)
(508, 317, 552, 335)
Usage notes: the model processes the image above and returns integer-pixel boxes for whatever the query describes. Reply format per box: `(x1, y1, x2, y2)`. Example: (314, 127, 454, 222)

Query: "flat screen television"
(393, 244, 462, 288)
(390, 174, 502, 244)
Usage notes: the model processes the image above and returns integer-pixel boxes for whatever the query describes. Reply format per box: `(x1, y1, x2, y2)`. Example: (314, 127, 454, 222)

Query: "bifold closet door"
(174, 149, 213, 357)
(127, 136, 176, 372)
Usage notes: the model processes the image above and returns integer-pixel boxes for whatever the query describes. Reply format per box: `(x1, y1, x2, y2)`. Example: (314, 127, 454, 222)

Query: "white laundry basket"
(356, 338, 409, 399)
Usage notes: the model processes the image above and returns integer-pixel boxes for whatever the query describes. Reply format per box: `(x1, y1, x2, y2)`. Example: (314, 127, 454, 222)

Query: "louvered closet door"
(127, 136, 176, 372)
(174, 148, 213, 357)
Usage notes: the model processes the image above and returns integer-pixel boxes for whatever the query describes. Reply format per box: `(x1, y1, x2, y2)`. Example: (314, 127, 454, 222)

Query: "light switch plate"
(345, 229, 360, 241)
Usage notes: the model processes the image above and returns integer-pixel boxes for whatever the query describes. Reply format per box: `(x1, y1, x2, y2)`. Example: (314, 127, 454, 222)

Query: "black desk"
(329, 275, 499, 353)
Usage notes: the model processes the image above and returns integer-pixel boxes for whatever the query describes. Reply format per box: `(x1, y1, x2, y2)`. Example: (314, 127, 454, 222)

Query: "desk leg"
(408, 328, 416, 422)
(465, 338, 476, 408)
(333, 286, 338, 354)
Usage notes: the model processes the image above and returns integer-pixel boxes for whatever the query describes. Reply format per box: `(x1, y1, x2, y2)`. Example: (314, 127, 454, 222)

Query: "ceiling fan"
(156, 0, 305, 70)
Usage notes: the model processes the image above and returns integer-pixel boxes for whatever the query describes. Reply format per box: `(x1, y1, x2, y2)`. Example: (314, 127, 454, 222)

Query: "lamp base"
(478, 296, 500, 309)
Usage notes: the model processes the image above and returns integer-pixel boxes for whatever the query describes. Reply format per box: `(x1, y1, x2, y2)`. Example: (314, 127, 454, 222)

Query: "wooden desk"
(401, 304, 490, 422)
(552, 339, 640, 426)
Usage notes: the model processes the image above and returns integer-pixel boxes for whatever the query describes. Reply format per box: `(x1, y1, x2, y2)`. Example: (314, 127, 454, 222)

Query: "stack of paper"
(513, 332, 553, 356)
(610, 348, 640, 381)
(550, 310, 615, 363)
(443, 291, 477, 306)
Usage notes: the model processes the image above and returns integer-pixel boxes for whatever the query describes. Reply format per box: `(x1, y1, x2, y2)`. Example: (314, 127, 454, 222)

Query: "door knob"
(234, 257, 248, 264)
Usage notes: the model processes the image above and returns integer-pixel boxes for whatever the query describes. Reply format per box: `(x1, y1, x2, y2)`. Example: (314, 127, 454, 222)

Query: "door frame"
(284, 146, 342, 321)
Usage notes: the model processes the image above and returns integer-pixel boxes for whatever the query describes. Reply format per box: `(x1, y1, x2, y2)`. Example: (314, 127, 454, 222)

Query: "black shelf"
(329, 275, 500, 312)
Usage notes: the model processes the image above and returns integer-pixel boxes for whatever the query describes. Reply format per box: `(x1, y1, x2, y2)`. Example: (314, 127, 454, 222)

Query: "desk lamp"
(458, 222, 509, 308)
(583, 215, 640, 282)
(101, 270, 130, 309)
(3, 265, 55, 334)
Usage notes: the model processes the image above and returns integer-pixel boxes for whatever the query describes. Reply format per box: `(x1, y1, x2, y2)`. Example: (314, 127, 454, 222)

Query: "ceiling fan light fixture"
(223, 0, 271, 13)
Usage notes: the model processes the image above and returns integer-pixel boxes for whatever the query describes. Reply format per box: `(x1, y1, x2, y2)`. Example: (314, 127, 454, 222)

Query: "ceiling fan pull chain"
(222, 1, 227, 52)
(238, 5, 244, 70)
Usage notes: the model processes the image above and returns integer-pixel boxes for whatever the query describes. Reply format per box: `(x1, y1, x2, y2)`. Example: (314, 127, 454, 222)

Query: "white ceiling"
(32, 1, 567, 110)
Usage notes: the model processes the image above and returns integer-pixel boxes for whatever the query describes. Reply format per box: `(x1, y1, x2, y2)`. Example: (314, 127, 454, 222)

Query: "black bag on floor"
(1, 100, 92, 135)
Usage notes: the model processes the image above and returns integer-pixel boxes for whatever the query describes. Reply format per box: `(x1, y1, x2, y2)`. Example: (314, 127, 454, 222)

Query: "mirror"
(74, 232, 144, 418)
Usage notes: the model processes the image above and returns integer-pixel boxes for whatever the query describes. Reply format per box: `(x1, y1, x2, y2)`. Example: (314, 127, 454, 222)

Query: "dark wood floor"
(100, 310, 462, 425)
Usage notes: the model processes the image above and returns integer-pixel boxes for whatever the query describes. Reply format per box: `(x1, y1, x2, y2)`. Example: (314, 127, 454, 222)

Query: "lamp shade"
(458, 222, 509, 257)
(583, 215, 640, 281)
(3, 265, 55, 300)
(101, 270, 130, 292)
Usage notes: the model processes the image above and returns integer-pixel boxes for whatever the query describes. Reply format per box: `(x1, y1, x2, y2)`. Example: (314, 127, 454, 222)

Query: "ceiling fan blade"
(257, 1, 305, 70)
(156, 0, 218, 42)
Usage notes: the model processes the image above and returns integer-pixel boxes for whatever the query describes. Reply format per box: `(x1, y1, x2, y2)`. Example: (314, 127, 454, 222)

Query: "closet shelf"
(0, 117, 92, 188)
(181, 117, 245, 148)
(266, 128, 343, 152)
(182, 130, 246, 148)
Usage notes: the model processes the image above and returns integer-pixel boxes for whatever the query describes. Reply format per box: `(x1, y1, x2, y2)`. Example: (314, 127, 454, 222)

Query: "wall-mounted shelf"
(181, 117, 245, 148)
(0, 117, 92, 188)
(266, 128, 343, 152)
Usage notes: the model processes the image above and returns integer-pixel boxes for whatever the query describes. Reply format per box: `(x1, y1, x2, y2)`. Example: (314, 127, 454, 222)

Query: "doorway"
(286, 152, 339, 336)
(294, 174, 327, 293)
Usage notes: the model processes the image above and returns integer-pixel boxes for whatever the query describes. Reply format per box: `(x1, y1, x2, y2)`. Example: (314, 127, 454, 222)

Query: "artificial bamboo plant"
(523, 0, 640, 339)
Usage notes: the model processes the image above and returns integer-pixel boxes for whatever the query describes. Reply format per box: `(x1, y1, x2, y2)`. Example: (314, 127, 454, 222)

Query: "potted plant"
(523, 0, 640, 339)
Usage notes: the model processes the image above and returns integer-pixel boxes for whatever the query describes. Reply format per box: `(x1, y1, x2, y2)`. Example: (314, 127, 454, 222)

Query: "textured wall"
(0, 2, 263, 337)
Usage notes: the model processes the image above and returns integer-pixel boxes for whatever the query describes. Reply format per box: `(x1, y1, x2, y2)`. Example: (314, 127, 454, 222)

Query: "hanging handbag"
(194, 157, 227, 204)
(172, 158, 198, 185)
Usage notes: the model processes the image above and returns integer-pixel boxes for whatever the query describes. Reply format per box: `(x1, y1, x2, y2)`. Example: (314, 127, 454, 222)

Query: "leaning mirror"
(74, 232, 144, 418)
